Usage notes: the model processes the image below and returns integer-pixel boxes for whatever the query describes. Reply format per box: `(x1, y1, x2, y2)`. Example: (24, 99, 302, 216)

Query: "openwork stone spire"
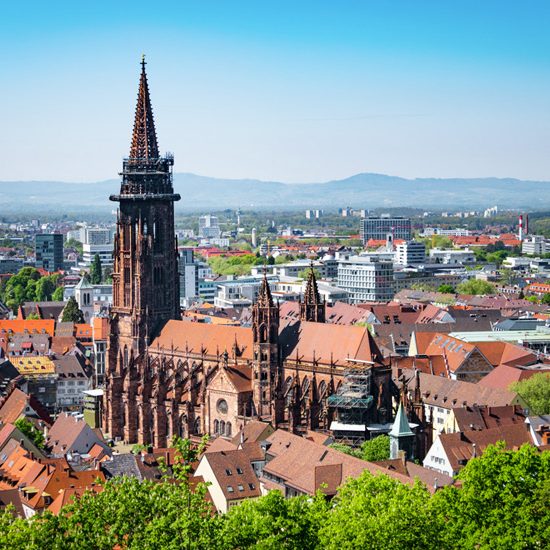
(300, 263, 325, 323)
(129, 56, 159, 160)
(257, 270, 274, 308)
(304, 263, 321, 305)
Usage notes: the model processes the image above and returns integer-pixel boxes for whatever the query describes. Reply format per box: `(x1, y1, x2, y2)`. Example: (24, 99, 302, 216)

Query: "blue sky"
(1, 1, 550, 182)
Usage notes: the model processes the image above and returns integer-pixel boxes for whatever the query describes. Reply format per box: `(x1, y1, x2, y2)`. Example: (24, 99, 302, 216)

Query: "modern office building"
(35, 234, 64, 271)
(360, 216, 412, 243)
(337, 254, 395, 303)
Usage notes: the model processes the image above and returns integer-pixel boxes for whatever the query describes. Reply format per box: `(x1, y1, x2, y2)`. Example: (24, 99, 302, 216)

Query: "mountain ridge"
(0, 172, 548, 212)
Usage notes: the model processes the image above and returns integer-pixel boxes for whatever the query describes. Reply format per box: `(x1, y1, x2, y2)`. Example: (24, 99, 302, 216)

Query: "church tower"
(103, 58, 181, 441)
(252, 272, 280, 418)
(299, 264, 326, 323)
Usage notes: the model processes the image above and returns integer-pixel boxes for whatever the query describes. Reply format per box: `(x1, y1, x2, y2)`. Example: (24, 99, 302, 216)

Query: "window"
(227, 486, 234, 493)
(236, 467, 243, 475)
(225, 469, 232, 476)
(216, 399, 228, 415)
(248, 483, 255, 490)
(237, 484, 244, 492)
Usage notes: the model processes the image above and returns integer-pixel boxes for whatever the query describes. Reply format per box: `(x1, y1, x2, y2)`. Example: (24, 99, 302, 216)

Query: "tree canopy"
(61, 296, 85, 323)
(456, 279, 495, 296)
(1, 442, 548, 549)
(90, 254, 102, 284)
(512, 373, 550, 415)
(0, 268, 61, 311)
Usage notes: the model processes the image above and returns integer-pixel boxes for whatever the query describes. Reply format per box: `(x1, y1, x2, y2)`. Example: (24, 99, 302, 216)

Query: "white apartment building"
(82, 243, 114, 268)
(337, 254, 394, 303)
(395, 240, 426, 266)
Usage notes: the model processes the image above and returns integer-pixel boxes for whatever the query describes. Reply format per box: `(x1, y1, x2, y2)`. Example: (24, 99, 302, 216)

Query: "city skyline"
(1, 1, 550, 183)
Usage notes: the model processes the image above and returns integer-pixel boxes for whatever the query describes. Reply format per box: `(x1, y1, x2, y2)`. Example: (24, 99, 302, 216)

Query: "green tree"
(319, 473, 445, 550)
(221, 490, 328, 550)
(61, 296, 85, 323)
(511, 373, 550, 415)
(34, 275, 57, 302)
(297, 268, 321, 280)
(90, 254, 102, 285)
(456, 279, 495, 296)
(359, 435, 390, 462)
(434, 443, 550, 550)
(1, 267, 41, 311)
(14, 418, 45, 449)
(52, 286, 64, 301)
(437, 283, 455, 294)
(541, 293, 550, 305)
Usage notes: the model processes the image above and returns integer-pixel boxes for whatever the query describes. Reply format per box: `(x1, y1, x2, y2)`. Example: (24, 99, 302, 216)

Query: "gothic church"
(103, 61, 392, 447)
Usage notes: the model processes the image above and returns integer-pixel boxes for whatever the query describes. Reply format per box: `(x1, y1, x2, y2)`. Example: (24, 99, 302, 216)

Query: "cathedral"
(103, 60, 393, 447)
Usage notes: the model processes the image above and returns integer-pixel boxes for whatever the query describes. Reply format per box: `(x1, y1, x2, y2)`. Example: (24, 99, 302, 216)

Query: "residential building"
(35, 234, 63, 271)
(394, 368, 523, 437)
(360, 216, 411, 244)
(305, 209, 322, 219)
(46, 412, 111, 457)
(194, 448, 261, 512)
(337, 254, 394, 303)
(54, 355, 93, 408)
(423, 424, 531, 477)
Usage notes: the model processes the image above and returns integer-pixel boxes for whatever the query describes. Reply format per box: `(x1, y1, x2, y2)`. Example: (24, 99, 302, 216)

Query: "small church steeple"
(300, 263, 325, 323)
(389, 402, 415, 460)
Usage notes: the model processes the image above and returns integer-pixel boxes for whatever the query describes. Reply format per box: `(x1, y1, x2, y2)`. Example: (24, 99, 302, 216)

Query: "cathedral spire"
(300, 262, 326, 323)
(257, 269, 274, 308)
(129, 55, 159, 161)
(304, 262, 321, 305)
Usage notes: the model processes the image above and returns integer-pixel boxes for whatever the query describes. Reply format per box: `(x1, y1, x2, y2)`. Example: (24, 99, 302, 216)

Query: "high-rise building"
(360, 216, 412, 244)
(198, 214, 221, 239)
(103, 58, 181, 442)
(179, 248, 199, 304)
(35, 234, 64, 271)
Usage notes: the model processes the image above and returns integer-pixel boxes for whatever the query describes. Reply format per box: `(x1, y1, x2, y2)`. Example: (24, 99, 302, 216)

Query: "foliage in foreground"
(0, 443, 548, 549)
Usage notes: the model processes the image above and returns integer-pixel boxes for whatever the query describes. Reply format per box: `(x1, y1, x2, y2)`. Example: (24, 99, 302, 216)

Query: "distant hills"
(0, 172, 549, 213)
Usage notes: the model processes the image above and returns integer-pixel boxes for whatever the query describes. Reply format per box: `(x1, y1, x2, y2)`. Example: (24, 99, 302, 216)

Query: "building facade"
(337, 255, 395, 303)
(35, 234, 63, 271)
(360, 216, 412, 244)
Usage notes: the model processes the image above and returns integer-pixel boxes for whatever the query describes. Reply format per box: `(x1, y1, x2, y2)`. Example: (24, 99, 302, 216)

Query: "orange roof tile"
(0, 320, 55, 337)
